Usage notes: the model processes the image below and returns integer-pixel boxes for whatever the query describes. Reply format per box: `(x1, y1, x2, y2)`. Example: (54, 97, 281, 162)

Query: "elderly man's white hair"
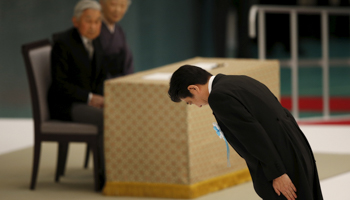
(73, 0, 101, 19)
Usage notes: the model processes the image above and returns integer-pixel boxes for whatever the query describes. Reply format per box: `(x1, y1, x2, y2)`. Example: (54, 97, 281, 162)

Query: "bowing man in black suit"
(48, 0, 106, 187)
(168, 65, 323, 200)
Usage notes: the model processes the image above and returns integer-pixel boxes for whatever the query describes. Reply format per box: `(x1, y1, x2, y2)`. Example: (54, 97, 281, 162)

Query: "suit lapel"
(71, 28, 91, 69)
(92, 39, 100, 73)
(90, 38, 104, 81)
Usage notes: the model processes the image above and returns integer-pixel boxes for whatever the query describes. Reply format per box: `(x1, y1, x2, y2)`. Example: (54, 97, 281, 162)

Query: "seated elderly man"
(47, 0, 106, 188)
(99, 0, 134, 78)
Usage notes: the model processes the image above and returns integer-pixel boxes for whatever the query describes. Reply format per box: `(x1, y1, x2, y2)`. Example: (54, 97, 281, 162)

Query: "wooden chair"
(22, 39, 102, 191)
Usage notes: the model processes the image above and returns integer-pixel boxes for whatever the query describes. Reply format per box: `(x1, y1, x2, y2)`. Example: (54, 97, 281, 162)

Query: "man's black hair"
(168, 65, 212, 102)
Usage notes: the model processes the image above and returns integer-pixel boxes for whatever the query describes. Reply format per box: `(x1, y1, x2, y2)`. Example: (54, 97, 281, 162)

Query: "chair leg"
(84, 144, 90, 168)
(30, 142, 41, 190)
(91, 143, 101, 191)
(55, 142, 68, 182)
(60, 143, 68, 176)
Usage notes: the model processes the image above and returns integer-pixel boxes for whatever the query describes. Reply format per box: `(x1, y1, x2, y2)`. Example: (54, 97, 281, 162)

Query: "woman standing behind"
(99, 0, 134, 79)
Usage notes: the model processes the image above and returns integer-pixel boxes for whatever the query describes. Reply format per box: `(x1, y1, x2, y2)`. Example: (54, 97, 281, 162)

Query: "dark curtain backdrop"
(0, 0, 76, 118)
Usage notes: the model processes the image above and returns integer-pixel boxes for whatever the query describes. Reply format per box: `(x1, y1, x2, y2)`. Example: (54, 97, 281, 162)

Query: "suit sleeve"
(120, 27, 134, 75)
(51, 41, 90, 102)
(209, 92, 287, 181)
(123, 43, 133, 75)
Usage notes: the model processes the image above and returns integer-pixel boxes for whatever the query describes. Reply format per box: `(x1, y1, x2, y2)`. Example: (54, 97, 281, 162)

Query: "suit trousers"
(71, 103, 105, 185)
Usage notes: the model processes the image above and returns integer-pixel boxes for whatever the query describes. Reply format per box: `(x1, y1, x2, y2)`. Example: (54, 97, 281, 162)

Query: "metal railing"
(249, 5, 350, 120)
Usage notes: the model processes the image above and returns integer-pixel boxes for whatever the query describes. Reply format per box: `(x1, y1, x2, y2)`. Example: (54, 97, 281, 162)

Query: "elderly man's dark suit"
(47, 27, 106, 187)
(208, 74, 323, 199)
(48, 27, 106, 121)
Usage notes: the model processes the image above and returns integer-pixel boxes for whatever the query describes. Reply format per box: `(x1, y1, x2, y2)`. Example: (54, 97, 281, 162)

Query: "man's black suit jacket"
(208, 74, 323, 199)
(48, 28, 106, 121)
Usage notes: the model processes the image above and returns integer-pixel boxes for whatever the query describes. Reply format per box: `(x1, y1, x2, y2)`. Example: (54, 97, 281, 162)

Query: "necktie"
(213, 122, 231, 167)
(86, 40, 94, 59)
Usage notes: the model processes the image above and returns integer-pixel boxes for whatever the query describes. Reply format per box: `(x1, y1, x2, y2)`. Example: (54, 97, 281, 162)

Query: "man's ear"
(187, 85, 200, 94)
(72, 17, 79, 28)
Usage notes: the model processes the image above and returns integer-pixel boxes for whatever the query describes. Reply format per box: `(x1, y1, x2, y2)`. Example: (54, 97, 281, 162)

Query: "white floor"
(1, 118, 350, 199)
(0, 118, 34, 155)
(301, 125, 350, 199)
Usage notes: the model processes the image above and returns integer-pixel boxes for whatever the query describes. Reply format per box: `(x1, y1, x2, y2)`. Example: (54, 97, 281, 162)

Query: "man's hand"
(89, 94, 104, 108)
(273, 173, 297, 200)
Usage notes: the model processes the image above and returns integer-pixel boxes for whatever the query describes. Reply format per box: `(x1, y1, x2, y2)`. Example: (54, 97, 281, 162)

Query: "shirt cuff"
(88, 92, 92, 104)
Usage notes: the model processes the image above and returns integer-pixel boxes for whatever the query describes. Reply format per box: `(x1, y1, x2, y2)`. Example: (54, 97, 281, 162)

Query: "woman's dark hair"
(168, 65, 212, 102)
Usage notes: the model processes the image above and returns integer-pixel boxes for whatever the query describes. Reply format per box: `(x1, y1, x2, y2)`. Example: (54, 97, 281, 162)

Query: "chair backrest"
(22, 39, 52, 125)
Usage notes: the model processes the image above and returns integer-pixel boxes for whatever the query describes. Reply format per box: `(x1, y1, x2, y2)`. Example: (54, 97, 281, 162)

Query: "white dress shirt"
(80, 36, 94, 103)
(208, 75, 215, 94)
